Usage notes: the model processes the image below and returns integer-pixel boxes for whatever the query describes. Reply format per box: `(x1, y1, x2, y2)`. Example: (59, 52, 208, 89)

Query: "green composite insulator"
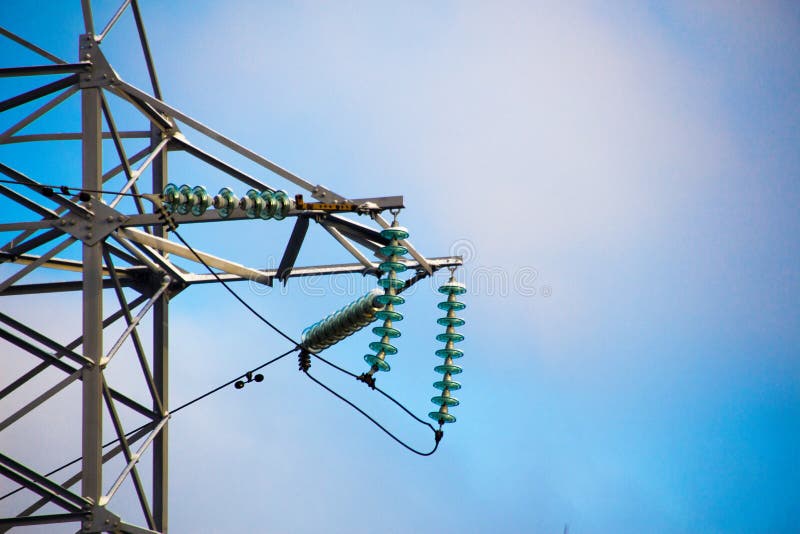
(239, 189, 264, 219)
(429, 274, 466, 425)
(301, 289, 384, 352)
(213, 187, 238, 218)
(191, 185, 211, 216)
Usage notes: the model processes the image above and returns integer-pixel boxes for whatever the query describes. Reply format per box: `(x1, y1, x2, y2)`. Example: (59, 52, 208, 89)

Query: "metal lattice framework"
(0, 2, 460, 532)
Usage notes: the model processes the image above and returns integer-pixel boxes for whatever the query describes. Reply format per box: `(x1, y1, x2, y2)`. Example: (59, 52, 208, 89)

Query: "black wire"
(303, 369, 439, 457)
(0, 190, 439, 498)
(170, 347, 298, 414)
(168, 226, 302, 348)
(0, 178, 146, 199)
(170, 224, 441, 455)
(0, 348, 297, 502)
(310, 352, 436, 432)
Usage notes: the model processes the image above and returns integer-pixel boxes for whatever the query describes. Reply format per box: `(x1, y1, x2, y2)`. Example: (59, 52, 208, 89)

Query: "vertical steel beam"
(81, 41, 104, 503)
(151, 126, 169, 532)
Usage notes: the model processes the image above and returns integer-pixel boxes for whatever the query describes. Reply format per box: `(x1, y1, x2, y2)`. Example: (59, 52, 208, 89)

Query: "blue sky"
(1, 1, 798, 533)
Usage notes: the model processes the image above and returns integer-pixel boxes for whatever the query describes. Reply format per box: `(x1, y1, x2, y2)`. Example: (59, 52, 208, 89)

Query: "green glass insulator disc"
(433, 379, 461, 391)
(375, 309, 403, 321)
(380, 226, 409, 240)
(438, 280, 467, 295)
(431, 395, 460, 407)
(380, 244, 408, 257)
(372, 325, 401, 338)
(176, 184, 193, 215)
(379, 260, 408, 273)
(162, 183, 180, 210)
(438, 300, 466, 311)
(434, 363, 462, 375)
(437, 316, 465, 327)
(375, 294, 405, 306)
(242, 189, 263, 218)
(258, 191, 277, 219)
(435, 347, 464, 359)
(378, 277, 406, 290)
(428, 412, 456, 424)
(364, 354, 390, 372)
(191, 186, 211, 216)
(436, 332, 464, 343)
(215, 187, 237, 218)
(369, 341, 397, 355)
(273, 190, 290, 220)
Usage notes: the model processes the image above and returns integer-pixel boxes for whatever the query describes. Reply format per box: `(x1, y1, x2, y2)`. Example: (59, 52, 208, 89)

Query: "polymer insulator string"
(301, 289, 384, 352)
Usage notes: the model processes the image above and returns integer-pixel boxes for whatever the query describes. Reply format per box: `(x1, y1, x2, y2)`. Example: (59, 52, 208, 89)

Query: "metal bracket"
(310, 185, 346, 203)
(78, 34, 118, 89)
(54, 201, 127, 245)
(308, 186, 405, 212)
(81, 505, 121, 533)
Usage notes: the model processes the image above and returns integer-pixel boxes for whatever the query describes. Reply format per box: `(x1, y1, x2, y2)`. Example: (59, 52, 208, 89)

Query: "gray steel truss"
(0, 2, 460, 533)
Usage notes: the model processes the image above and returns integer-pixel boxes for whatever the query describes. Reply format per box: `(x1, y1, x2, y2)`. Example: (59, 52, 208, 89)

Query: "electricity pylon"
(0, 2, 461, 532)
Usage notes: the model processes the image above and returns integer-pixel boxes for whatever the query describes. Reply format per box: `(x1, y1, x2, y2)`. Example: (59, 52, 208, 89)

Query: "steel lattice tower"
(0, 2, 460, 532)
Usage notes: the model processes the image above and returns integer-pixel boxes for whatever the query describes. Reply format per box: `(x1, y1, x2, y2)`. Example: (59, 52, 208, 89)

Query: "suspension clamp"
(298, 350, 311, 372)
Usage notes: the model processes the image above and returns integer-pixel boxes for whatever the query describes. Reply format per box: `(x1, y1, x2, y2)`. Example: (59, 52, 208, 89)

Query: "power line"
(1, 194, 440, 504)
(302, 369, 441, 457)
(0, 178, 147, 200)
(311, 352, 436, 432)
(0, 347, 297, 503)
(168, 225, 301, 348)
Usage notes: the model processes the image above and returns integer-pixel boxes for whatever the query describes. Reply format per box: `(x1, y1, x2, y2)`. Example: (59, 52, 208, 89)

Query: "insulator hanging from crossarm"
(429, 275, 466, 425)
(301, 289, 385, 353)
